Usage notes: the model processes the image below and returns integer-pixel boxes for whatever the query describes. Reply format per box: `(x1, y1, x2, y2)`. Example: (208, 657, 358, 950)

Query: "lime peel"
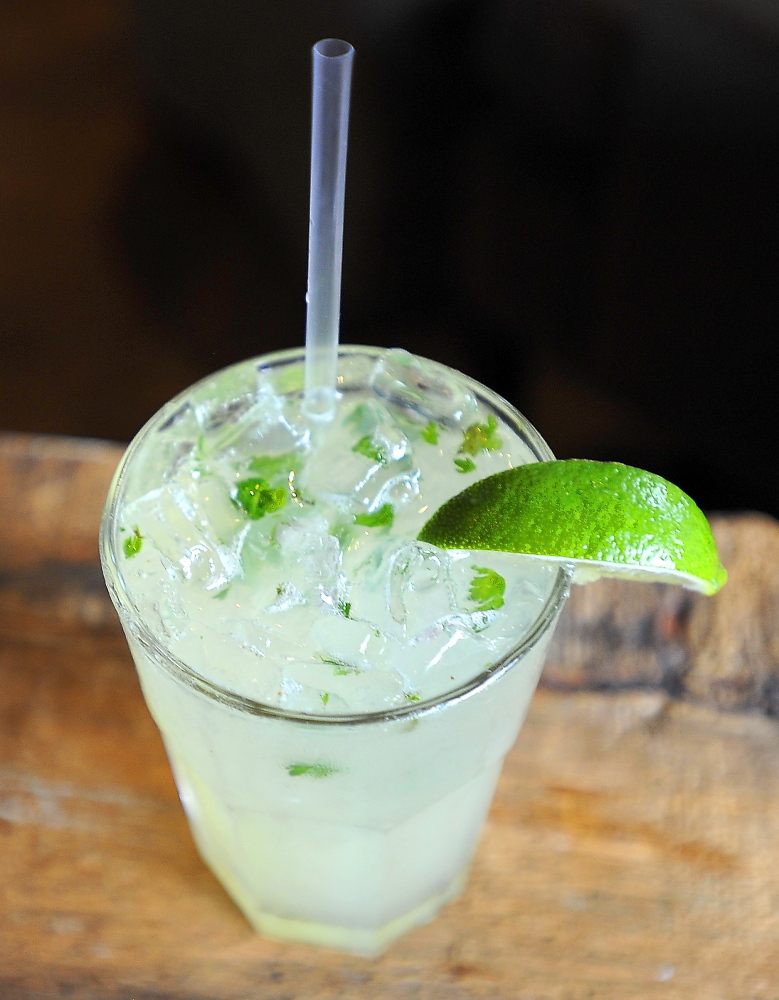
(418, 459, 727, 596)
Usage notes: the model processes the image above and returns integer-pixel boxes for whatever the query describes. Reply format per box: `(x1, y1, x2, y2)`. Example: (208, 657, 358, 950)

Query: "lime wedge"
(418, 459, 726, 595)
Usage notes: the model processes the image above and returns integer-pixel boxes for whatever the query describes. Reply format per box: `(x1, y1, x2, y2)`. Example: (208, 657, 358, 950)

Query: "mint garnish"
(352, 435, 387, 465)
(421, 421, 439, 445)
(318, 654, 361, 676)
(469, 565, 506, 611)
(354, 503, 394, 528)
(343, 401, 375, 433)
(123, 526, 143, 558)
(460, 414, 502, 456)
(454, 457, 476, 474)
(287, 762, 340, 778)
(235, 477, 286, 519)
(248, 452, 299, 483)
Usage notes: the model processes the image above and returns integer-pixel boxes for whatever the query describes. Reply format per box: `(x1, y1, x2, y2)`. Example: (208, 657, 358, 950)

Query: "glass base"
(203, 844, 468, 956)
(169, 750, 490, 956)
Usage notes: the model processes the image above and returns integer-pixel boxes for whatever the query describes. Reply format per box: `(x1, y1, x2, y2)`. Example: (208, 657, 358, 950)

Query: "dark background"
(2, 0, 778, 516)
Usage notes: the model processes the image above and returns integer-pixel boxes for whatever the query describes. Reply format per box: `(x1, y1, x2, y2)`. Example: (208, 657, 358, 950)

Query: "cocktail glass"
(100, 344, 569, 956)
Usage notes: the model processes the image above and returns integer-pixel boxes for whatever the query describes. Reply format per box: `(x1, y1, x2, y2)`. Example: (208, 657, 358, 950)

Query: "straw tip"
(314, 39, 354, 59)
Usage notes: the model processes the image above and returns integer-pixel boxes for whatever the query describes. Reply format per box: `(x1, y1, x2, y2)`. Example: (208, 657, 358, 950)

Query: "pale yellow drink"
(100, 346, 568, 954)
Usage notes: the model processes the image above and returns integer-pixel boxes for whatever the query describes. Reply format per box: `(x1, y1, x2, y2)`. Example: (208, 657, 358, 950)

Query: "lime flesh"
(418, 459, 727, 595)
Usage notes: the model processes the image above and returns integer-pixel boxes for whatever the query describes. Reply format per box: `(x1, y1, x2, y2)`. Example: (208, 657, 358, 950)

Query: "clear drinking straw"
(303, 38, 355, 421)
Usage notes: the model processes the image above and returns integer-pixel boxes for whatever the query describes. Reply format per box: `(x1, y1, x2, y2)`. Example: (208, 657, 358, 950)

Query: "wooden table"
(2, 431, 779, 998)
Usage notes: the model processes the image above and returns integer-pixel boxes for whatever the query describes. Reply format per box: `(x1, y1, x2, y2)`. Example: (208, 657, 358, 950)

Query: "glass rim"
(100, 344, 570, 727)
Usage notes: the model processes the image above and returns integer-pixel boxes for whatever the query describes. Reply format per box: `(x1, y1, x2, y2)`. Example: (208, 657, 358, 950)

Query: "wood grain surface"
(2, 431, 779, 999)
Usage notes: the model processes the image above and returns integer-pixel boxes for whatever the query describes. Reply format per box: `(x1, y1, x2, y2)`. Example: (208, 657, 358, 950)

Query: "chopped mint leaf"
(460, 414, 502, 456)
(354, 503, 394, 528)
(454, 457, 476, 474)
(320, 693, 330, 707)
(287, 762, 340, 778)
(214, 588, 230, 600)
(337, 600, 352, 618)
(330, 521, 353, 549)
(352, 435, 387, 465)
(421, 421, 439, 445)
(318, 653, 361, 675)
(469, 565, 506, 612)
(123, 526, 143, 558)
(248, 452, 299, 483)
(235, 477, 286, 519)
(405, 692, 421, 702)
(344, 401, 375, 433)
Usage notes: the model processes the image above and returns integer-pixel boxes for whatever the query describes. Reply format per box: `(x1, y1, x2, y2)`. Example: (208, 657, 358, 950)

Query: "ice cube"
(282, 657, 408, 713)
(370, 349, 479, 428)
(274, 511, 345, 609)
(123, 434, 200, 500)
(199, 383, 309, 463)
(126, 482, 247, 592)
(263, 582, 306, 615)
(405, 623, 492, 695)
(301, 397, 419, 514)
(387, 541, 456, 633)
(371, 469, 421, 510)
(158, 399, 196, 434)
(196, 393, 253, 434)
(167, 620, 294, 704)
(311, 613, 395, 671)
(130, 582, 189, 646)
